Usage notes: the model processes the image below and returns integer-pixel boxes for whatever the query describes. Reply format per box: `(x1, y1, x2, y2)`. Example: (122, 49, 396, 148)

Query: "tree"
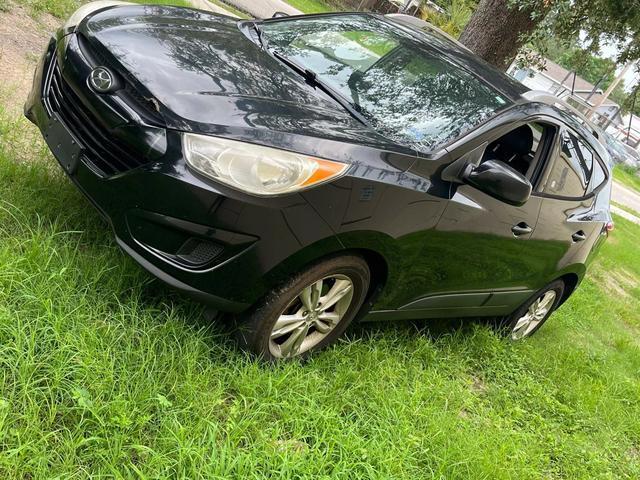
(458, 0, 640, 78)
(458, 0, 552, 69)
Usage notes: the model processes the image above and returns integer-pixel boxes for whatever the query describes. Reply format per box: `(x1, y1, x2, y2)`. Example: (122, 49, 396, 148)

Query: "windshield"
(261, 15, 511, 151)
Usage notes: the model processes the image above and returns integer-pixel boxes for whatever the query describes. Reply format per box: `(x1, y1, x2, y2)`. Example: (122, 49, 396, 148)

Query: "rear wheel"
(236, 255, 370, 360)
(496, 280, 565, 340)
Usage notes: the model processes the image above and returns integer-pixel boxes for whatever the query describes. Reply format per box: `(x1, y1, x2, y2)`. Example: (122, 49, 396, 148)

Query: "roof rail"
(522, 90, 601, 139)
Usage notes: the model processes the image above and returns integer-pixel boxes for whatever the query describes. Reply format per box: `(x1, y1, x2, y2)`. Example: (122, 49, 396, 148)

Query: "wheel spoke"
(513, 314, 532, 334)
(524, 318, 541, 336)
(538, 292, 555, 311)
(311, 280, 323, 308)
(318, 279, 352, 312)
(279, 323, 310, 358)
(271, 313, 306, 339)
(314, 319, 332, 334)
(299, 280, 323, 312)
(299, 285, 314, 312)
(318, 311, 340, 324)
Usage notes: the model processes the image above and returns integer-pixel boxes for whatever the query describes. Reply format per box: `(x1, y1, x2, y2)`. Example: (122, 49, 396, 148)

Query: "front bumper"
(25, 33, 343, 312)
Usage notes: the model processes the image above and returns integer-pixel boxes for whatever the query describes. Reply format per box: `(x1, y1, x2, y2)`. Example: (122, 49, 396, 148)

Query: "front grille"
(44, 57, 148, 177)
(77, 34, 163, 124)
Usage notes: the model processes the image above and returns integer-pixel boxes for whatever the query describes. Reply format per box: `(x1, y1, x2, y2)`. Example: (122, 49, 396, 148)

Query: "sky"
(592, 41, 638, 92)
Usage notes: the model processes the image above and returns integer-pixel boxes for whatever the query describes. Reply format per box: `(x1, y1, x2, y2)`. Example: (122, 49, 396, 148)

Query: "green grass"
(614, 164, 640, 193)
(15, 0, 193, 19)
(284, 0, 333, 14)
(1, 105, 640, 477)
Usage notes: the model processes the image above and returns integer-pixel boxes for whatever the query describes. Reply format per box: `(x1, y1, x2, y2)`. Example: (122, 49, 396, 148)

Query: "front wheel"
(236, 255, 370, 361)
(496, 280, 565, 340)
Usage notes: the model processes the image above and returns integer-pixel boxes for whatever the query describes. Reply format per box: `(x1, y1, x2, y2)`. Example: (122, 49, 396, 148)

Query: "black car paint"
(24, 6, 611, 322)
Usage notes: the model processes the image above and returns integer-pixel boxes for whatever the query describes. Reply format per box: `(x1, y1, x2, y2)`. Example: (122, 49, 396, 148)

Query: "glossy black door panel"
(432, 185, 544, 293)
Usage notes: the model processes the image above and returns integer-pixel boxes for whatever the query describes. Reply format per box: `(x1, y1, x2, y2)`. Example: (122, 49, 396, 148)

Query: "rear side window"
(588, 155, 607, 194)
(539, 130, 594, 198)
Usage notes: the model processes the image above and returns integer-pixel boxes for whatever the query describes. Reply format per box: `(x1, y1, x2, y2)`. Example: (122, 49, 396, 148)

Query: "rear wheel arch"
(556, 272, 580, 307)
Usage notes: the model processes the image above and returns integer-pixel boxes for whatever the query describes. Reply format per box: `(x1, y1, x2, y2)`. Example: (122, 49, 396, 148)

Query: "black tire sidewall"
(499, 280, 565, 339)
(236, 255, 370, 360)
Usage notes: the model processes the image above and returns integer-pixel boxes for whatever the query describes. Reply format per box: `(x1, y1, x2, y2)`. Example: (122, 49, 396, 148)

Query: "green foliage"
(535, 37, 638, 114)
(421, 0, 476, 38)
(556, 49, 615, 87)
(1, 103, 640, 477)
(532, 0, 638, 69)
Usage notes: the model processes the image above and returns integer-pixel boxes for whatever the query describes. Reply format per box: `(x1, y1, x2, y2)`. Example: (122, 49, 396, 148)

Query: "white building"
(509, 58, 639, 149)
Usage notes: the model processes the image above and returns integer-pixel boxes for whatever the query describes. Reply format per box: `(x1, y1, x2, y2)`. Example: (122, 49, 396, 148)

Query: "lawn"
(17, 0, 193, 18)
(284, 0, 333, 14)
(1, 100, 640, 477)
(2, 0, 640, 476)
(614, 164, 640, 193)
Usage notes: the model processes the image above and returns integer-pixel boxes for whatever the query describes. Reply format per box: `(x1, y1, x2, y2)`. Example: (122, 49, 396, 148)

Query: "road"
(219, 0, 302, 17)
(190, 0, 238, 15)
(611, 181, 640, 225)
(612, 181, 640, 213)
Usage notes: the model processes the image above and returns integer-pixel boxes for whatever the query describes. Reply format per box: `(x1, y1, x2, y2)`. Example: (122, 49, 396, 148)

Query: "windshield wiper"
(271, 50, 371, 127)
(253, 22, 268, 50)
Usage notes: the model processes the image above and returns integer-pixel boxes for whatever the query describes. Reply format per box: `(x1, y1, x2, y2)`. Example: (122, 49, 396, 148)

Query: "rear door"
(529, 128, 609, 282)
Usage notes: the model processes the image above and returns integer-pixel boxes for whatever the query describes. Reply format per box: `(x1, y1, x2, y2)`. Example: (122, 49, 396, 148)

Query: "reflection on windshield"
(262, 15, 511, 151)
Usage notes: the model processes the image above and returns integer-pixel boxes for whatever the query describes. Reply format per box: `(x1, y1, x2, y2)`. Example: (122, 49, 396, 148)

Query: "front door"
(399, 121, 558, 314)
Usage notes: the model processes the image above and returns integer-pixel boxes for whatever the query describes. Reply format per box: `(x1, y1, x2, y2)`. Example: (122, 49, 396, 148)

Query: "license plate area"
(44, 114, 83, 175)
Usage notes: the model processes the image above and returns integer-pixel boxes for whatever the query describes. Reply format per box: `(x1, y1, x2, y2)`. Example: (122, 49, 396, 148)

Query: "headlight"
(183, 134, 348, 196)
(64, 1, 131, 30)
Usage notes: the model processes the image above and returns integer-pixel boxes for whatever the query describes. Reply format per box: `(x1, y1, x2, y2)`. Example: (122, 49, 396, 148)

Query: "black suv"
(25, 5, 612, 360)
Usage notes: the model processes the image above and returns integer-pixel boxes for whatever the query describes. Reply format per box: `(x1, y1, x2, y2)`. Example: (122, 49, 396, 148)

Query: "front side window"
(261, 15, 511, 151)
(480, 123, 548, 177)
(539, 130, 594, 198)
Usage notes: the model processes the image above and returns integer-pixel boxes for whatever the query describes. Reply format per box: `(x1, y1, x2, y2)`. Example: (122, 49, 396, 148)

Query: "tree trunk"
(459, 0, 547, 70)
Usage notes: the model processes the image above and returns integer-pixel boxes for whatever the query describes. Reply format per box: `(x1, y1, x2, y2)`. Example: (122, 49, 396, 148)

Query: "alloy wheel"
(269, 274, 354, 358)
(511, 290, 557, 340)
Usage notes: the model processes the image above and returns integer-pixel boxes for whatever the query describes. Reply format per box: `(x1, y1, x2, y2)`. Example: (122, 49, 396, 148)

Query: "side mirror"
(462, 160, 532, 206)
(272, 11, 289, 18)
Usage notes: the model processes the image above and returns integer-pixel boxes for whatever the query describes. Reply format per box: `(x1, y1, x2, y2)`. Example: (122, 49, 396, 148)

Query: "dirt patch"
(0, 1, 61, 113)
(469, 374, 488, 395)
(592, 266, 638, 301)
(597, 274, 631, 300)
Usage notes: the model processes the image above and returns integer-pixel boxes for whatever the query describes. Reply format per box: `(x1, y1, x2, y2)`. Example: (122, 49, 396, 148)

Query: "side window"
(481, 122, 548, 178)
(588, 154, 607, 194)
(539, 130, 593, 198)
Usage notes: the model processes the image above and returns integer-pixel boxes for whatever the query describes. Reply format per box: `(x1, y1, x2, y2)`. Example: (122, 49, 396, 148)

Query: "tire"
(495, 280, 565, 340)
(236, 255, 370, 361)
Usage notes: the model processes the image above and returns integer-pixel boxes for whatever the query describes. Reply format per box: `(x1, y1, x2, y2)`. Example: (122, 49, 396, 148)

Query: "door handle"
(511, 222, 532, 236)
(572, 231, 587, 242)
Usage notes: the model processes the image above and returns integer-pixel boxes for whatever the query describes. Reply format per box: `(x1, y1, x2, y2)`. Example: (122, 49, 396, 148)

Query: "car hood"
(79, 5, 393, 150)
